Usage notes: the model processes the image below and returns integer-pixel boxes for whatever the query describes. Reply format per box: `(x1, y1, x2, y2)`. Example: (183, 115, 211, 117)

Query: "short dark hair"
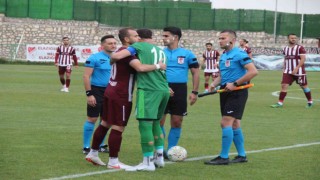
(62, 37, 69, 40)
(242, 39, 248, 43)
(163, 26, 182, 40)
(137, 29, 153, 39)
(118, 27, 134, 43)
(101, 35, 115, 43)
(288, 33, 297, 38)
(220, 29, 237, 38)
(205, 43, 212, 46)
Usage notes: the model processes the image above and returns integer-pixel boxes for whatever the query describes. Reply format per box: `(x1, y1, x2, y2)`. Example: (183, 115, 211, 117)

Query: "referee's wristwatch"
(191, 91, 198, 95)
(233, 81, 238, 87)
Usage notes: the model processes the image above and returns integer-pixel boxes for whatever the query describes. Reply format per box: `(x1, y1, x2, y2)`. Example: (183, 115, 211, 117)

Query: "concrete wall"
(0, 14, 318, 60)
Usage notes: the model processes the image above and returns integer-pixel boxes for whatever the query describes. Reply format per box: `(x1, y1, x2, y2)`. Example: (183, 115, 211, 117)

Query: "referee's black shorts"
(164, 83, 188, 116)
(87, 85, 106, 118)
(219, 87, 248, 120)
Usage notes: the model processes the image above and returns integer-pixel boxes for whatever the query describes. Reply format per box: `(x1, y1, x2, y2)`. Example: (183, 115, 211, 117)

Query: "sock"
(168, 127, 181, 151)
(89, 149, 98, 156)
(60, 77, 65, 85)
(109, 157, 119, 165)
(153, 120, 164, 148)
(161, 126, 166, 139)
(83, 120, 95, 148)
(233, 128, 246, 157)
(66, 79, 70, 88)
(143, 156, 154, 165)
(91, 124, 109, 150)
(278, 91, 287, 104)
(303, 88, 312, 103)
(108, 129, 122, 158)
(139, 121, 154, 155)
(220, 126, 233, 158)
(100, 133, 107, 147)
(205, 83, 209, 90)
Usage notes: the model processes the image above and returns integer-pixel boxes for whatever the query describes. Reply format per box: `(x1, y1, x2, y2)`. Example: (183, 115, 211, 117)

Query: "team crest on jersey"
(177, 56, 185, 64)
(225, 60, 231, 67)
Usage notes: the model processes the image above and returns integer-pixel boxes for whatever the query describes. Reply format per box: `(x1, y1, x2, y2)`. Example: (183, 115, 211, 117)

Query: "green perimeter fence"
(0, 0, 319, 38)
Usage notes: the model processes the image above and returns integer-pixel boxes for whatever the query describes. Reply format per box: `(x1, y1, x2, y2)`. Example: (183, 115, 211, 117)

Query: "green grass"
(0, 64, 319, 180)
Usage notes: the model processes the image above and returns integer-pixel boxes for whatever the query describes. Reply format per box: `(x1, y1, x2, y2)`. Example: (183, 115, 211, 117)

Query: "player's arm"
(54, 47, 60, 66)
(130, 59, 166, 72)
(111, 47, 135, 63)
(72, 49, 78, 67)
(292, 53, 306, 75)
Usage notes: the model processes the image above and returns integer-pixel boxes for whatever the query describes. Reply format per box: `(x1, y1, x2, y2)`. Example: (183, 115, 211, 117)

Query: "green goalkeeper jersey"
(129, 42, 169, 91)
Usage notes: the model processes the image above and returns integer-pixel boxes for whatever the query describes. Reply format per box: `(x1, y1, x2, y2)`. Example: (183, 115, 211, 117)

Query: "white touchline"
(271, 89, 320, 102)
(43, 142, 320, 180)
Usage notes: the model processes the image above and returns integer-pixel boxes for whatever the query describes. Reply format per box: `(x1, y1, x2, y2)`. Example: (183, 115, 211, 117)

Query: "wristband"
(191, 91, 198, 95)
(233, 81, 238, 86)
(155, 64, 160, 70)
(86, 90, 93, 96)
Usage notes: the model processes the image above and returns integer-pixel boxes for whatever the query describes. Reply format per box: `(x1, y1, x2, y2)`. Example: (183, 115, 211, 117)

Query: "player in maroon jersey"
(85, 28, 166, 169)
(271, 33, 313, 108)
(239, 39, 253, 59)
(54, 36, 78, 92)
(201, 43, 220, 92)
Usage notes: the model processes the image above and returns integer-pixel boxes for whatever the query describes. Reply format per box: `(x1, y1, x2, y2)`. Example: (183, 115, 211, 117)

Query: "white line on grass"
(43, 142, 320, 180)
(271, 89, 320, 102)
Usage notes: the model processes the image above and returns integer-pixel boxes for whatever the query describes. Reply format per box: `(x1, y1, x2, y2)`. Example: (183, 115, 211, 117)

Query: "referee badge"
(225, 60, 230, 67)
(177, 56, 185, 64)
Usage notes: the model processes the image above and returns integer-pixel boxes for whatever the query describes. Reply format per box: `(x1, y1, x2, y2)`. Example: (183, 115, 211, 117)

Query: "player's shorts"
(87, 85, 106, 118)
(164, 83, 188, 116)
(281, 73, 308, 86)
(58, 65, 72, 74)
(103, 95, 132, 127)
(204, 72, 219, 78)
(136, 89, 170, 120)
(219, 86, 248, 120)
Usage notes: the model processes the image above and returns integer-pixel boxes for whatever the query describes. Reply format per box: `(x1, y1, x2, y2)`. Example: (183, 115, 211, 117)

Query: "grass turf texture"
(0, 64, 319, 180)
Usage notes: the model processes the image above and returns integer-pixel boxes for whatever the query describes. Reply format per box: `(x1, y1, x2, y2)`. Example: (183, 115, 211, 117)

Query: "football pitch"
(0, 64, 319, 180)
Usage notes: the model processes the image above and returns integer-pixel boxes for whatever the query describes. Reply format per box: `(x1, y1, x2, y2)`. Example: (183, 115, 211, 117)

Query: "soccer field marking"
(43, 142, 320, 180)
(271, 89, 320, 102)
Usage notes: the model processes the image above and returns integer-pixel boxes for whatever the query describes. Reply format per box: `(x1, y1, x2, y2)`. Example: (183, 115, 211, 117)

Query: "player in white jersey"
(202, 43, 220, 92)
(54, 36, 78, 92)
(271, 33, 313, 108)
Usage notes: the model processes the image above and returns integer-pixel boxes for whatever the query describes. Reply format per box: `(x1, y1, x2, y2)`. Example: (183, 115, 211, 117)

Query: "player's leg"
(204, 73, 210, 92)
(85, 120, 109, 166)
(58, 66, 66, 91)
(64, 66, 72, 92)
(126, 89, 156, 171)
(153, 120, 165, 168)
(154, 91, 169, 167)
(299, 76, 313, 108)
(271, 73, 292, 108)
(107, 99, 132, 169)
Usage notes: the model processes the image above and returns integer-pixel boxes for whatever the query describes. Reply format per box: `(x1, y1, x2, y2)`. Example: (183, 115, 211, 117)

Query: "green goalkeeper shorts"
(136, 89, 170, 120)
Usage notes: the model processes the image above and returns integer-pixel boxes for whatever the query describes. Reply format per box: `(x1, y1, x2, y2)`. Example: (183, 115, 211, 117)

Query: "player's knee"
(112, 125, 124, 132)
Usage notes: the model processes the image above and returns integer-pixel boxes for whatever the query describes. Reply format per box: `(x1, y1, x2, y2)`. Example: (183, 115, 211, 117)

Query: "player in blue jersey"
(82, 35, 117, 154)
(160, 26, 200, 157)
(204, 30, 258, 165)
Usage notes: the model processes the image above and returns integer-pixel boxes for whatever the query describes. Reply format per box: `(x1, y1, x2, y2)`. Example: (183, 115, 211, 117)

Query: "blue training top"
(219, 47, 252, 86)
(164, 47, 198, 83)
(84, 51, 111, 87)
